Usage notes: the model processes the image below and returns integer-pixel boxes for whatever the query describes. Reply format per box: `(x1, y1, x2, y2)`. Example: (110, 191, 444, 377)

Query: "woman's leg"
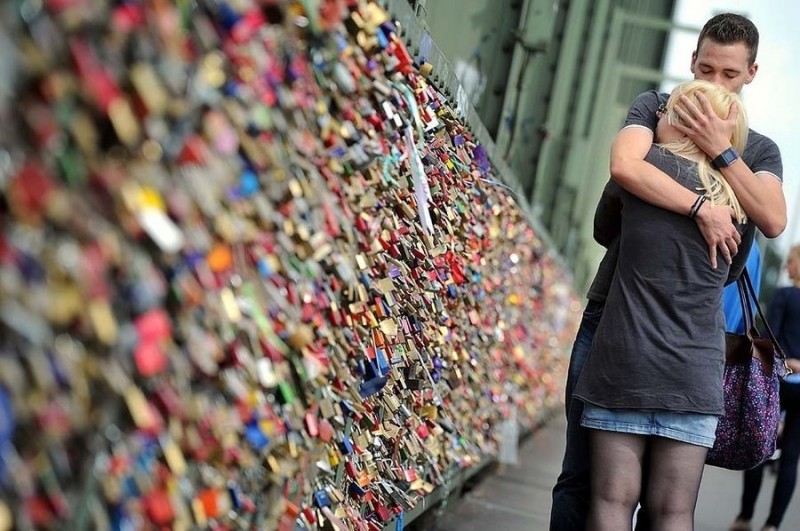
(588, 430, 647, 531)
(765, 402, 800, 528)
(644, 437, 708, 531)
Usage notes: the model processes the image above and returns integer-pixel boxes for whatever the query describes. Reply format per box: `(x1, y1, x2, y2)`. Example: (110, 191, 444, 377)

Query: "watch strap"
(711, 147, 739, 170)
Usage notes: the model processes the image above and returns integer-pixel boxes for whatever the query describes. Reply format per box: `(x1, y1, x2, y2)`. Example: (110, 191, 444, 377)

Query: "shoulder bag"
(706, 270, 790, 470)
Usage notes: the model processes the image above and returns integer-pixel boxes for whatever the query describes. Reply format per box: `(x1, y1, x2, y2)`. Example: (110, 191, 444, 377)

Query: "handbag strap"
(736, 273, 755, 339)
(739, 270, 790, 370)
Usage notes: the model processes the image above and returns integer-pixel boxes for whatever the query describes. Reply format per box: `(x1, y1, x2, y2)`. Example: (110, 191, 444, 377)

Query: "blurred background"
(0, 1, 796, 529)
(1, 0, 795, 299)
(403, 0, 799, 300)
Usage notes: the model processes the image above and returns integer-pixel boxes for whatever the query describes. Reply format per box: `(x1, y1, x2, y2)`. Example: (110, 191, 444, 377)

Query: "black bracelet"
(692, 196, 708, 219)
(690, 196, 708, 219)
(688, 195, 704, 218)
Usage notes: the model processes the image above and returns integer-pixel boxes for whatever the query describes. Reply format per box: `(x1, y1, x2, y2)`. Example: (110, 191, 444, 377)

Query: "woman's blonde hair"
(659, 80, 749, 223)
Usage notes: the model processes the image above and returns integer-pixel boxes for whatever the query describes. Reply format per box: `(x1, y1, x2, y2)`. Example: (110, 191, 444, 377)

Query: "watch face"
(722, 149, 738, 165)
(715, 148, 739, 168)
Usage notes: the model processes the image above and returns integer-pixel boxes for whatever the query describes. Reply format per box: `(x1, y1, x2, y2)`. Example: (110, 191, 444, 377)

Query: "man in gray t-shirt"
(550, 13, 786, 531)
(590, 89, 783, 304)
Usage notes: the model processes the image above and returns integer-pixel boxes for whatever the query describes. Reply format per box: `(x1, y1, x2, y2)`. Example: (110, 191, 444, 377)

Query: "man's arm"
(609, 126, 742, 268)
(593, 180, 622, 248)
(674, 93, 787, 238)
(717, 162, 785, 238)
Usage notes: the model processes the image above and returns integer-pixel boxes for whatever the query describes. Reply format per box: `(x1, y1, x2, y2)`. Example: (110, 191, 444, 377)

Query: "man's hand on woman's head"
(694, 201, 740, 269)
(673, 92, 737, 158)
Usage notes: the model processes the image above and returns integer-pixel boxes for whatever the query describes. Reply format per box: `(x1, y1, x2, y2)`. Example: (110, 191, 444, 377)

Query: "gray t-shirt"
(586, 90, 783, 302)
(575, 147, 741, 414)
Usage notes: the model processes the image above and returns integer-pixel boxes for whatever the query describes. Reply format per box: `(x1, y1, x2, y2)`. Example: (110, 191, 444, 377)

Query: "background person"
(731, 245, 800, 531)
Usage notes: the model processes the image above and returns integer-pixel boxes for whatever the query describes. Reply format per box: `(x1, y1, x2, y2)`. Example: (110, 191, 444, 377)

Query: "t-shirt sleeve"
(622, 90, 663, 132)
(747, 136, 783, 182)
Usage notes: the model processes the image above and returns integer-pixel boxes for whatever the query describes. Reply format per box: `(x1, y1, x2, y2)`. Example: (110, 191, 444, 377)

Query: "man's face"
(691, 39, 757, 94)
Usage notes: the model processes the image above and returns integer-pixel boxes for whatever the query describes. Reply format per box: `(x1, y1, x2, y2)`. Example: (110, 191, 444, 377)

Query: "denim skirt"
(581, 403, 719, 448)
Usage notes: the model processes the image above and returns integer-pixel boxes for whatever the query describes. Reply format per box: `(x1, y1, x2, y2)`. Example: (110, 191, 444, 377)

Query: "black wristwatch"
(711, 147, 739, 170)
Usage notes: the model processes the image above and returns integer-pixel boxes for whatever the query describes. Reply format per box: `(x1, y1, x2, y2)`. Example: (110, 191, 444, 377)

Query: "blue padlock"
(340, 436, 354, 455)
(313, 489, 332, 508)
(244, 421, 270, 451)
(375, 349, 390, 376)
(359, 375, 388, 398)
(349, 482, 367, 498)
(340, 400, 356, 417)
(239, 169, 259, 197)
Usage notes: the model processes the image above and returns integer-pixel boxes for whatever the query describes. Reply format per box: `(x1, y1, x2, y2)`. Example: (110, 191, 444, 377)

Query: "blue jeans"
(550, 300, 604, 531)
(581, 405, 719, 448)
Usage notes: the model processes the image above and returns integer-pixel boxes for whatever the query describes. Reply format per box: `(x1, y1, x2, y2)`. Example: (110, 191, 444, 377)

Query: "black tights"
(737, 384, 800, 528)
(588, 431, 708, 531)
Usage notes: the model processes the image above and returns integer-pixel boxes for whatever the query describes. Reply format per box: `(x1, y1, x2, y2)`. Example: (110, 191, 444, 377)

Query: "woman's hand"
(785, 358, 800, 374)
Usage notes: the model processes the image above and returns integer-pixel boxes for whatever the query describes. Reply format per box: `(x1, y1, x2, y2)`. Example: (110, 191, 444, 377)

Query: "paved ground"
(423, 415, 800, 530)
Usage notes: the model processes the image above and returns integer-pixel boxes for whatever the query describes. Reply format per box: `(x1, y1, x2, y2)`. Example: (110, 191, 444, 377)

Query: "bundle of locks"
(0, 0, 578, 529)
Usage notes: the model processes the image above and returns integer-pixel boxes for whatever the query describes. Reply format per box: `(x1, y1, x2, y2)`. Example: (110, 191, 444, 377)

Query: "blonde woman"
(573, 80, 749, 530)
(732, 244, 800, 531)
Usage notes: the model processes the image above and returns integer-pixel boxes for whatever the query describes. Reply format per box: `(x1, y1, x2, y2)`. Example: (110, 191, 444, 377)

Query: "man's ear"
(690, 50, 698, 74)
(745, 62, 758, 84)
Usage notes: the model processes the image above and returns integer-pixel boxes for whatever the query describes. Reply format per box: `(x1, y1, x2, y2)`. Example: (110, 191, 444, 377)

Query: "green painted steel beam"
(572, 0, 613, 140)
(532, 0, 590, 221)
(617, 64, 688, 85)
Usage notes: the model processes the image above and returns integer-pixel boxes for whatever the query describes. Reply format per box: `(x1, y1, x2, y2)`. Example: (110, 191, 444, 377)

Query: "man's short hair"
(697, 13, 759, 65)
